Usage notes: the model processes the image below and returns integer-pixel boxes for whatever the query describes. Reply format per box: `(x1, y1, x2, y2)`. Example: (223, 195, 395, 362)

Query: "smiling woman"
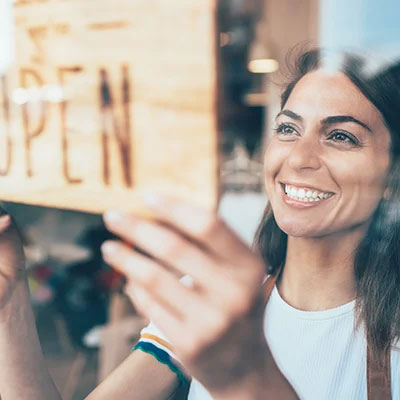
(88, 49, 400, 400)
(257, 48, 400, 398)
(93, 49, 400, 400)
(0, 48, 400, 400)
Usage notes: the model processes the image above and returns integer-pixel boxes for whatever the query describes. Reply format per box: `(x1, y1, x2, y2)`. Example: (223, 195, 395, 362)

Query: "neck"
(277, 229, 365, 311)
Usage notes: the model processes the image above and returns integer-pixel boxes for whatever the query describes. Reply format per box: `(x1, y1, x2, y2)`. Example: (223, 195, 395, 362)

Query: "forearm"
(86, 350, 179, 400)
(0, 279, 61, 400)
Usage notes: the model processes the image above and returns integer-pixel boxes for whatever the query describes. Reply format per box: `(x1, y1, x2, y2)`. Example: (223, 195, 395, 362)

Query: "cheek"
(263, 139, 288, 192)
(356, 169, 388, 209)
(330, 152, 389, 210)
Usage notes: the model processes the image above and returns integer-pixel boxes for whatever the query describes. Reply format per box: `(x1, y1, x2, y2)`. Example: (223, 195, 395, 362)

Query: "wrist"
(210, 345, 298, 400)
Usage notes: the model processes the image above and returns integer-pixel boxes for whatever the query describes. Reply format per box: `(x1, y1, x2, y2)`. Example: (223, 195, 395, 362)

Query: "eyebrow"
(276, 109, 372, 132)
(321, 116, 372, 132)
(276, 109, 302, 121)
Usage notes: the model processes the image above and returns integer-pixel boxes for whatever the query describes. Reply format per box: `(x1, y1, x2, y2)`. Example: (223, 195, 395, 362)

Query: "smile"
(282, 183, 334, 203)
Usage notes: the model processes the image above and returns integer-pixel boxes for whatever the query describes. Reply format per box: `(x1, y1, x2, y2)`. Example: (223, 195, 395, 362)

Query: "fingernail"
(0, 214, 11, 228)
(101, 241, 117, 256)
(104, 210, 124, 224)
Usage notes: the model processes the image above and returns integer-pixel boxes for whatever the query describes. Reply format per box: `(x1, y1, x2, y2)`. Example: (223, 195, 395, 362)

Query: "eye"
(274, 123, 298, 138)
(327, 130, 360, 146)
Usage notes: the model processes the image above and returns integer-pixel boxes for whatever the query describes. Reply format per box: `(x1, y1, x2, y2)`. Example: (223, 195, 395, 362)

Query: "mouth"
(279, 182, 334, 206)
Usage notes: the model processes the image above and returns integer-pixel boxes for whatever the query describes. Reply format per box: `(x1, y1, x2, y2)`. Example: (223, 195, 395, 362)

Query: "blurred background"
(0, 0, 400, 398)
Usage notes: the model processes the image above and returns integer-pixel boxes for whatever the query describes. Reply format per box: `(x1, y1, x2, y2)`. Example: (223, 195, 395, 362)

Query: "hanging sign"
(0, 0, 218, 213)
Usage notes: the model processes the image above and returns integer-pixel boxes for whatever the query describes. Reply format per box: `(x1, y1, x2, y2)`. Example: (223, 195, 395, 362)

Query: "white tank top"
(186, 286, 400, 399)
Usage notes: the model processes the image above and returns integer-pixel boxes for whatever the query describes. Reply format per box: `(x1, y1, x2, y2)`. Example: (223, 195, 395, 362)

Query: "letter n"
(99, 65, 133, 187)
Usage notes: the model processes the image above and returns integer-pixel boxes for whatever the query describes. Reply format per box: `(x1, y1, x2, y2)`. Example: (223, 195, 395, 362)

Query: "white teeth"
(284, 184, 332, 202)
(298, 188, 305, 198)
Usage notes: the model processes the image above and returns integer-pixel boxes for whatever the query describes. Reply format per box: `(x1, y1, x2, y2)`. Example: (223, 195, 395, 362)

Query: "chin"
(274, 216, 324, 238)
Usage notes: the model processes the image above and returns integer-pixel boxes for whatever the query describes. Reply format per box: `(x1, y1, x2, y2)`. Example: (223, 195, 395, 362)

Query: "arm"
(0, 212, 183, 400)
(0, 215, 60, 400)
(86, 350, 180, 400)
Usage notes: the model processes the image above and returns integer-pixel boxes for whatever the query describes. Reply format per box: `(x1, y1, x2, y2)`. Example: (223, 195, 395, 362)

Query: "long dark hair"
(254, 48, 400, 357)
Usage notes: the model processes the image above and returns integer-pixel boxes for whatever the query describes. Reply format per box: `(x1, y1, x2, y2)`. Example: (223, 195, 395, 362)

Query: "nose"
(286, 135, 322, 171)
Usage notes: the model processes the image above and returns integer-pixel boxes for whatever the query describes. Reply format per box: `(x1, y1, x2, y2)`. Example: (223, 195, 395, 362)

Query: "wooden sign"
(0, 0, 219, 214)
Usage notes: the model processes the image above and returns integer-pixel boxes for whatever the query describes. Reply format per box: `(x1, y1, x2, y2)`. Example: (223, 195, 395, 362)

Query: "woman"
(95, 48, 400, 399)
(0, 48, 399, 399)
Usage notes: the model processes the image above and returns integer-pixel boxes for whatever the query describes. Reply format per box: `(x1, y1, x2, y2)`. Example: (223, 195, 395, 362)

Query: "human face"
(264, 71, 391, 238)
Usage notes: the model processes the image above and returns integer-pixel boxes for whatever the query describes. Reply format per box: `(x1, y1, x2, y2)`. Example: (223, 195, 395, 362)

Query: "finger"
(139, 193, 259, 268)
(102, 213, 228, 292)
(126, 284, 187, 345)
(0, 215, 11, 233)
(0, 212, 24, 246)
(101, 240, 209, 320)
(0, 213, 25, 278)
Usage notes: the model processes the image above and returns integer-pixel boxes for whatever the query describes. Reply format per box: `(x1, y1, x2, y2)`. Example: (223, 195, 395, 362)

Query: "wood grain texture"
(0, 0, 219, 214)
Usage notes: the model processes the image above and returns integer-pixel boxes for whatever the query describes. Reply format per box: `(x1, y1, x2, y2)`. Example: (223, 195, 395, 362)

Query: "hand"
(101, 195, 269, 393)
(0, 211, 25, 309)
